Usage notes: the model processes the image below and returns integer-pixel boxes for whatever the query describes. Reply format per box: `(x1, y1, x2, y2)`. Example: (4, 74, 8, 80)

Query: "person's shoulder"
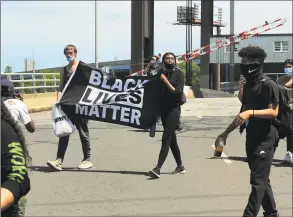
(3, 98, 18, 107)
(174, 67, 184, 75)
(8, 98, 27, 109)
(262, 78, 279, 89)
(15, 99, 28, 110)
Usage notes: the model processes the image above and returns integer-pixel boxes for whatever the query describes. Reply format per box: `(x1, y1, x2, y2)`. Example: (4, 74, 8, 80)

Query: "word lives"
(76, 70, 149, 126)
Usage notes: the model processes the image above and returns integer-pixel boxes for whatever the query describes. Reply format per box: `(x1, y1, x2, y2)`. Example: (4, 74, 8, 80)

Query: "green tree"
(178, 61, 200, 86)
(4, 66, 12, 73)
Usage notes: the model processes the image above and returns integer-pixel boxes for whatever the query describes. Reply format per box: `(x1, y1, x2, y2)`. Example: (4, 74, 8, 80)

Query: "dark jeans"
(57, 115, 91, 162)
(286, 132, 293, 153)
(157, 107, 183, 168)
(243, 127, 279, 217)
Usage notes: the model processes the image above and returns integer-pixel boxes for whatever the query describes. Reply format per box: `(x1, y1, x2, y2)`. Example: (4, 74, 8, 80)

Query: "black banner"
(58, 62, 162, 129)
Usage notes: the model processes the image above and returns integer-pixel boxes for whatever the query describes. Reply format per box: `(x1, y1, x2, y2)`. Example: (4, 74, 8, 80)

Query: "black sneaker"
(176, 122, 183, 131)
(177, 125, 183, 131)
(149, 167, 160, 178)
(170, 165, 186, 175)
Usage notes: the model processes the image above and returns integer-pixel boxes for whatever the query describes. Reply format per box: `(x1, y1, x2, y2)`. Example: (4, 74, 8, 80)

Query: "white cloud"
(1, 0, 292, 72)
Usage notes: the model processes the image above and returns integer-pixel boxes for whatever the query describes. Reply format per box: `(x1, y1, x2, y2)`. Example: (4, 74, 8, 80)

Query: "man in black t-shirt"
(215, 46, 280, 217)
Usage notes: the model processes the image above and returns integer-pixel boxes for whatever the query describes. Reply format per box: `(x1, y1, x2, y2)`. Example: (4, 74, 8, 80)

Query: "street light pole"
(95, 0, 99, 69)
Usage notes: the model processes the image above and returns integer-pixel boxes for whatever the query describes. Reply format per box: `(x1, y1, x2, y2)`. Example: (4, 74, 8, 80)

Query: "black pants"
(286, 132, 293, 153)
(156, 107, 183, 168)
(243, 128, 279, 217)
(56, 115, 91, 162)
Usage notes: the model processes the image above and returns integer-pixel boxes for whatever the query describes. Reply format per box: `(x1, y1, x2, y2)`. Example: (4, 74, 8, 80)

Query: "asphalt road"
(24, 108, 292, 216)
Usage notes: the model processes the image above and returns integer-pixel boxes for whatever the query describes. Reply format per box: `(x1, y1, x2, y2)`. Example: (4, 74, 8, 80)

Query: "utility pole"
(95, 0, 99, 69)
(185, 0, 193, 86)
(229, 0, 235, 82)
(33, 47, 35, 73)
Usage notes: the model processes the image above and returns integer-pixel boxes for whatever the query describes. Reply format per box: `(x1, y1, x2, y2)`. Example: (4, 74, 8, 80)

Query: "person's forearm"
(285, 79, 292, 88)
(1, 188, 15, 211)
(248, 108, 278, 119)
(163, 79, 175, 92)
(223, 117, 241, 136)
(57, 92, 62, 101)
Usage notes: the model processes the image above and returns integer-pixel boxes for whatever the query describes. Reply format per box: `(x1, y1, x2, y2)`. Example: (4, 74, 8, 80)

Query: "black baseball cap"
(1, 79, 15, 92)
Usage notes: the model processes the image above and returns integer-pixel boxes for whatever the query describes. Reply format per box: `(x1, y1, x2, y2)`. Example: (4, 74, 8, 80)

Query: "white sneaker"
(283, 151, 293, 164)
(78, 160, 93, 169)
(47, 159, 62, 171)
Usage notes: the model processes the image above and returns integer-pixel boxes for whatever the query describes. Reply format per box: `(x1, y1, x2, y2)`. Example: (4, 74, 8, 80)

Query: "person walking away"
(149, 52, 186, 179)
(1, 100, 31, 217)
(47, 44, 93, 171)
(215, 46, 280, 217)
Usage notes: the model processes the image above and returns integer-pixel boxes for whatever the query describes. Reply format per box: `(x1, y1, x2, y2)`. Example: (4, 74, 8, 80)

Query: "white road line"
(212, 145, 233, 165)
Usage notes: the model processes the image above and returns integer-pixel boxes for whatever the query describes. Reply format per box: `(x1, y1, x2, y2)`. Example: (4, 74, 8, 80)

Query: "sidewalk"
(24, 92, 241, 118)
(24, 94, 56, 113)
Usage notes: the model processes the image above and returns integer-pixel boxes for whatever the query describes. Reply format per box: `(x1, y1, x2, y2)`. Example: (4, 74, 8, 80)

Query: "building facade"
(209, 33, 292, 82)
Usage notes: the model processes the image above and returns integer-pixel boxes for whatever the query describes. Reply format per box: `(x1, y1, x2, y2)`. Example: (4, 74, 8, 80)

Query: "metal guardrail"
(220, 72, 290, 93)
(1, 72, 60, 93)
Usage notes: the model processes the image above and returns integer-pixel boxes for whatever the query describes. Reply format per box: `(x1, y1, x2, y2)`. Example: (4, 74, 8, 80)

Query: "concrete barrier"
(24, 93, 56, 113)
(192, 87, 234, 98)
(25, 87, 234, 113)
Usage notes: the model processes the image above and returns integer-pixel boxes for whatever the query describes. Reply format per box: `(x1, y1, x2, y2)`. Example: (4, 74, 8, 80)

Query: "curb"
(28, 106, 52, 113)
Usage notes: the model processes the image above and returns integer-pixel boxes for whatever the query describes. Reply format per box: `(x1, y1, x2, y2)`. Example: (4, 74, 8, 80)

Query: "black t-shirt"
(242, 77, 279, 138)
(161, 68, 185, 113)
(1, 119, 31, 217)
(58, 67, 74, 92)
(58, 61, 84, 93)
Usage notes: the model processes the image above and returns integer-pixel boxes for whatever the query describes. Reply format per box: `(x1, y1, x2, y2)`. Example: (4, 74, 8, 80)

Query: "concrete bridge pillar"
(131, 0, 154, 74)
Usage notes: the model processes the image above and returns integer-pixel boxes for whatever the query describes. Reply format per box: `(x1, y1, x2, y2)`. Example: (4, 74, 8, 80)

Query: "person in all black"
(149, 52, 186, 179)
(282, 59, 293, 164)
(1, 100, 31, 217)
(47, 44, 93, 171)
(215, 46, 280, 217)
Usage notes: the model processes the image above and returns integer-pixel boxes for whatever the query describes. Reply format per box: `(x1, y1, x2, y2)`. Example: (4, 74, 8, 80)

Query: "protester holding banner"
(149, 52, 186, 179)
(47, 44, 93, 171)
(283, 59, 293, 164)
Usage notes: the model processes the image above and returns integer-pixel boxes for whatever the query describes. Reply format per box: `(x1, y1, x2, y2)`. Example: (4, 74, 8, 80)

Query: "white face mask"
(284, 67, 293, 76)
(66, 57, 75, 62)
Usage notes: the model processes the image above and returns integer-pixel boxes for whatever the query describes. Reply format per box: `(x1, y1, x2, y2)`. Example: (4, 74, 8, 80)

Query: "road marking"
(212, 145, 233, 165)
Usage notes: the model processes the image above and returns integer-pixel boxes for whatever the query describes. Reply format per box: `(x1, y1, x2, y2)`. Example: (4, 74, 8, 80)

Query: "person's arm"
(19, 102, 35, 133)
(237, 85, 244, 102)
(1, 124, 30, 211)
(1, 188, 15, 210)
(285, 77, 293, 88)
(160, 70, 184, 98)
(237, 76, 246, 102)
(216, 80, 280, 142)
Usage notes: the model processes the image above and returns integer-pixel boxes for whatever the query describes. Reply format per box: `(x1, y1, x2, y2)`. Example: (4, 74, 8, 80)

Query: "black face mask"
(164, 64, 175, 74)
(165, 63, 174, 68)
(240, 63, 263, 83)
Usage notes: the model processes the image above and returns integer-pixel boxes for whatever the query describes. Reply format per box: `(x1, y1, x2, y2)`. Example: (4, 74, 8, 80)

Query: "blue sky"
(1, 1, 292, 72)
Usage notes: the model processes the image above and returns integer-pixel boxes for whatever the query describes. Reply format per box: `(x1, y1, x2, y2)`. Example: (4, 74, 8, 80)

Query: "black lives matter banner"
(58, 62, 162, 129)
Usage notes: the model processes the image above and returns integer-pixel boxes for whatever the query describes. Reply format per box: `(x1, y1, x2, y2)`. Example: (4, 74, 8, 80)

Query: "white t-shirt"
(3, 98, 32, 125)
